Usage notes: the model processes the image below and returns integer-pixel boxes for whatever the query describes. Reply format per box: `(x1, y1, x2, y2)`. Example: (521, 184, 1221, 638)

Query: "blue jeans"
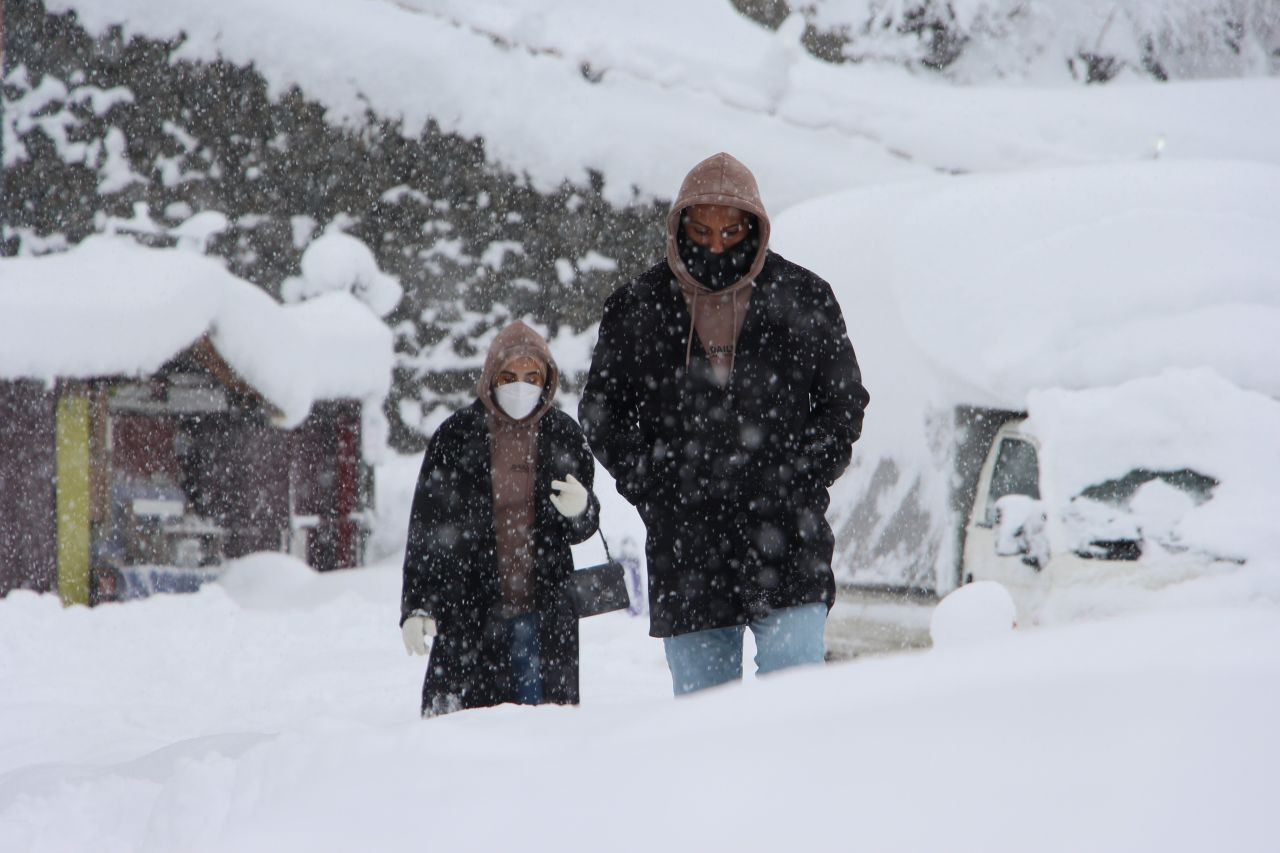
(662, 603, 827, 696)
(507, 612, 543, 705)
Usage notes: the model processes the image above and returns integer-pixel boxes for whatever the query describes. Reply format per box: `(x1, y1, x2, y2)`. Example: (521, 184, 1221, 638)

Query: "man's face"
(496, 355, 546, 387)
(682, 204, 750, 254)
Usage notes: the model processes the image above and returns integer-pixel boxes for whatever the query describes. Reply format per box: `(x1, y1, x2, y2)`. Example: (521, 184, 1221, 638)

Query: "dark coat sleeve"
(540, 410, 600, 546)
(400, 422, 464, 625)
(578, 285, 656, 506)
(794, 277, 869, 489)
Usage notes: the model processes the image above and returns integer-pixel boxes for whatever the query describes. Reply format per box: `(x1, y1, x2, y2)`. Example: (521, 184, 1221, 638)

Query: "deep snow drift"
(2, 553, 1278, 853)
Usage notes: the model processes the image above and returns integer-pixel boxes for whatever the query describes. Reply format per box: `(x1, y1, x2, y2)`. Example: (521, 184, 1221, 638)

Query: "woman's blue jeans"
(507, 612, 543, 705)
(662, 603, 827, 696)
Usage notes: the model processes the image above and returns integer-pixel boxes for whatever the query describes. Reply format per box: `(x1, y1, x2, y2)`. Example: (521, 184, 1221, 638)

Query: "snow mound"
(284, 232, 403, 318)
(776, 159, 1280, 414)
(216, 553, 321, 609)
(930, 581, 1017, 647)
(216, 552, 402, 611)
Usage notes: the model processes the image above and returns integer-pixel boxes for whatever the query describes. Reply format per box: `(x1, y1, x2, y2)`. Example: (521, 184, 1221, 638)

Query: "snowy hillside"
(43, 0, 1280, 206)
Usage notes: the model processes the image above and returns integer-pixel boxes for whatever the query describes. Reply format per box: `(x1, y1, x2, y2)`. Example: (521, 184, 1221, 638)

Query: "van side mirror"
(993, 495, 1049, 571)
(1061, 496, 1142, 562)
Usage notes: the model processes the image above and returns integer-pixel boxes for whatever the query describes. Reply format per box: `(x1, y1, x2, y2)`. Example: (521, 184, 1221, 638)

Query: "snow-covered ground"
(2, 550, 1278, 852)
(6, 2, 1280, 849)
(3, 460, 1277, 851)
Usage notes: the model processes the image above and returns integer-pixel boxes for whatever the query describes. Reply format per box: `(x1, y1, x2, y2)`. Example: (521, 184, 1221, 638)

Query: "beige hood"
(665, 151, 771, 297)
(664, 153, 771, 384)
(476, 320, 559, 423)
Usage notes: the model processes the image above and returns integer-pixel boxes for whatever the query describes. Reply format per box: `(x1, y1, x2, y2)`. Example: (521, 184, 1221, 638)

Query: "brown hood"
(477, 320, 559, 423)
(665, 153, 770, 384)
(665, 151, 771, 298)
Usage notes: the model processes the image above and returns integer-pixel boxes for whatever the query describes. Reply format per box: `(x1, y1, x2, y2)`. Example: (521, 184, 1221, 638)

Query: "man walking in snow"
(579, 152, 868, 695)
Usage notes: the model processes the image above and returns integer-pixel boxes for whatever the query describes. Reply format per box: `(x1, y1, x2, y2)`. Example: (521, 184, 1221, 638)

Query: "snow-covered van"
(773, 159, 1280, 621)
(962, 415, 1241, 623)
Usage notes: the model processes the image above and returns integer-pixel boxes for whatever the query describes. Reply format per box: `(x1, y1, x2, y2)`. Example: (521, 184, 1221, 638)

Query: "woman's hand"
(401, 612, 437, 655)
(549, 474, 588, 518)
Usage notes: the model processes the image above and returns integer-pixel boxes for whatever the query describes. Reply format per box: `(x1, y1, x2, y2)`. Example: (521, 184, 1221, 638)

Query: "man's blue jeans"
(662, 603, 827, 696)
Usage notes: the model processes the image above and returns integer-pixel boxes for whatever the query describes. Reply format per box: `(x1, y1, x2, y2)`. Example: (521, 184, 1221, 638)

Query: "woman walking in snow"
(400, 321, 600, 716)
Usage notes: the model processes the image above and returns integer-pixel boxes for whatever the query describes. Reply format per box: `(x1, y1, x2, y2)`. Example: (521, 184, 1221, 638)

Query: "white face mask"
(494, 380, 542, 420)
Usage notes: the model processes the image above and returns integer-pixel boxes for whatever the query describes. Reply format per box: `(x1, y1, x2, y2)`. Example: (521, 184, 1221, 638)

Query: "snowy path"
(3, 555, 1279, 852)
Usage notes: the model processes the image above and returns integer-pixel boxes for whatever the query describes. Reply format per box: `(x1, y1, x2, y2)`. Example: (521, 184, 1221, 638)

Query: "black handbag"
(564, 530, 631, 618)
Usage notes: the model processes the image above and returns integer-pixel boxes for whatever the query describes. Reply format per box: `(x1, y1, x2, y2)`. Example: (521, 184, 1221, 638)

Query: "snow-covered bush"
(282, 232, 404, 319)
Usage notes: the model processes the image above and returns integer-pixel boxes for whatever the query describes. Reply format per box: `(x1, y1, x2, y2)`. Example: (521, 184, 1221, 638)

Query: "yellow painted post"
(56, 393, 91, 606)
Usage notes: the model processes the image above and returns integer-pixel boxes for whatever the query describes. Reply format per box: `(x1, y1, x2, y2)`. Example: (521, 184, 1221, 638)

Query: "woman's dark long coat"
(401, 402, 599, 715)
(579, 251, 868, 638)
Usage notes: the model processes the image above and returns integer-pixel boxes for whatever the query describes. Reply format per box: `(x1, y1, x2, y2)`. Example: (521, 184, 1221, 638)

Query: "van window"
(1078, 468, 1217, 507)
(984, 438, 1040, 526)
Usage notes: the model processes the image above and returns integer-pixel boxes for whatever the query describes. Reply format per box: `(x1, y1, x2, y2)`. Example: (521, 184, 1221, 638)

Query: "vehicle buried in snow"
(773, 159, 1280, 632)
(826, 381, 1266, 638)
(962, 416, 1237, 623)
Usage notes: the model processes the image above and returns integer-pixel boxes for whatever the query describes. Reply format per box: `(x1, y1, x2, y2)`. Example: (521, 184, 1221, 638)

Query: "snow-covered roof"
(778, 159, 1280, 411)
(45, 0, 1280, 207)
(1025, 369, 1280, 566)
(0, 236, 393, 427)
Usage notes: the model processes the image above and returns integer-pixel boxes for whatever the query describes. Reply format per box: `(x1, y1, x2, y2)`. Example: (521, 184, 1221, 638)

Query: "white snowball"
(930, 581, 1017, 648)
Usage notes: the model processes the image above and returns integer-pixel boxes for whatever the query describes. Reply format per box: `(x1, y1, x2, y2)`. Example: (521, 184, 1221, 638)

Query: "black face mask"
(677, 216, 759, 290)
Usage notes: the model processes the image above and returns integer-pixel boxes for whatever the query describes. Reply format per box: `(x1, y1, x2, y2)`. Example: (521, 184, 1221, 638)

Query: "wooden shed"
(0, 237, 394, 605)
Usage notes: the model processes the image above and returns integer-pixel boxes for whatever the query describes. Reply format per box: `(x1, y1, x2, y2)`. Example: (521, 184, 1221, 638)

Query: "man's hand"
(401, 613, 437, 656)
(549, 474, 588, 518)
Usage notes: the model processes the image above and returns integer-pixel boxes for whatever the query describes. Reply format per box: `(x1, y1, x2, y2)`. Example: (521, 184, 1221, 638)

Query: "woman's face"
(496, 355, 546, 387)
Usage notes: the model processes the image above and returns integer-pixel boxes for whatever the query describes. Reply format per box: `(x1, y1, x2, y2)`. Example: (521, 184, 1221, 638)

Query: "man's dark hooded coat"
(401, 322, 600, 715)
(579, 152, 868, 638)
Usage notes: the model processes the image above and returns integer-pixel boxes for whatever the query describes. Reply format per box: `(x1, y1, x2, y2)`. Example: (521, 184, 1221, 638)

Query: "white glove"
(549, 474, 588, 518)
(401, 613, 436, 656)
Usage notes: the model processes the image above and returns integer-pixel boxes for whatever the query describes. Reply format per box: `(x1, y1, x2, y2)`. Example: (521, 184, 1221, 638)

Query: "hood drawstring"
(665, 152, 769, 390)
(729, 290, 738, 383)
(682, 286, 745, 385)
(684, 289, 699, 372)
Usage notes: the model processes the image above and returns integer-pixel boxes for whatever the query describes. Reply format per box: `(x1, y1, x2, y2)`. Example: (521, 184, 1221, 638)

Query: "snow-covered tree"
(2, 1, 664, 451)
(793, 0, 1280, 82)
